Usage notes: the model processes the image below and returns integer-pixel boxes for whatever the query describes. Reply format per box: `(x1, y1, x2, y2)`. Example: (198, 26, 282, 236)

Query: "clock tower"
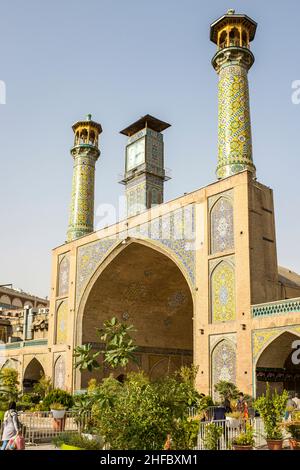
(120, 114, 171, 217)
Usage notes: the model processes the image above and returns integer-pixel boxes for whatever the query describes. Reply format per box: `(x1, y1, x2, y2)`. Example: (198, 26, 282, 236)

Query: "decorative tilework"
(252, 326, 300, 362)
(211, 260, 235, 322)
(158, 238, 195, 285)
(76, 238, 119, 305)
(75, 205, 196, 307)
(211, 197, 234, 253)
(212, 340, 236, 399)
(210, 333, 237, 352)
(216, 64, 255, 179)
(252, 298, 300, 318)
(58, 253, 70, 297)
(54, 355, 66, 390)
(67, 148, 99, 242)
(167, 291, 186, 308)
(125, 127, 164, 217)
(56, 301, 68, 345)
(156, 205, 196, 285)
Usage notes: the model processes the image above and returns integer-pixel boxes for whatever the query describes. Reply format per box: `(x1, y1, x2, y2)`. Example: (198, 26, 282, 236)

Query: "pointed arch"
(53, 355, 66, 390)
(75, 238, 194, 389)
(254, 329, 300, 369)
(254, 329, 300, 397)
(76, 236, 195, 338)
(211, 339, 237, 400)
(211, 259, 236, 322)
(23, 358, 45, 392)
(210, 196, 234, 254)
(57, 253, 70, 297)
(1, 358, 19, 371)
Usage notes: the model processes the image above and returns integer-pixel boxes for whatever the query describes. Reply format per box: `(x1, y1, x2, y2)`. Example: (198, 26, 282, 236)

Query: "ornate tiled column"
(210, 10, 257, 179)
(67, 115, 102, 242)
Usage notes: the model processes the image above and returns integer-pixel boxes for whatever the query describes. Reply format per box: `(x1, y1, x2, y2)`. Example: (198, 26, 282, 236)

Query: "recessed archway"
(255, 331, 300, 396)
(23, 358, 45, 392)
(76, 241, 194, 389)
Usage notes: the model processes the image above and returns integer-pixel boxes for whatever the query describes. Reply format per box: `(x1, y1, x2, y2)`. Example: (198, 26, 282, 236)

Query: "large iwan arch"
(75, 240, 194, 389)
(255, 330, 300, 396)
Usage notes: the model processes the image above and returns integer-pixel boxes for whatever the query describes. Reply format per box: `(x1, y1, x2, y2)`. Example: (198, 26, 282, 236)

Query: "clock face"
(126, 138, 145, 171)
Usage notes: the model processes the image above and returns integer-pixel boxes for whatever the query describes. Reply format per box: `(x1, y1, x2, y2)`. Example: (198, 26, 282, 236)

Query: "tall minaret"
(210, 10, 257, 179)
(67, 114, 102, 242)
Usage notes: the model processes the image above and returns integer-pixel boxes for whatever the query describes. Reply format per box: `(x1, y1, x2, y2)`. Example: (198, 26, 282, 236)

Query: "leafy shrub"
(50, 402, 66, 410)
(202, 423, 223, 450)
(16, 402, 34, 411)
(29, 403, 47, 412)
(43, 389, 74, 410)
(21, 392, 41, 404)
(52, 432, 104, 450)
(0, 400, 9, 412)
(286, 424, 300, 440)
(254, 384, 288, 440)
(33, 376, 52, 398)
(0, 368, 19, 400)
(214, 381, 240, 402)
(197, 394, 214, 411)
(232, 423, 255, 447)
(91, 368, 203, 450)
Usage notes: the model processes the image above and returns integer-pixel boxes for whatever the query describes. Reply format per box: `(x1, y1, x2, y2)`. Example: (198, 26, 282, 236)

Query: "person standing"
(243, 401, 249, 419)
(285, 394, 296, 421)
(236, 393, 244, 413)
(1, 402, 20, 450)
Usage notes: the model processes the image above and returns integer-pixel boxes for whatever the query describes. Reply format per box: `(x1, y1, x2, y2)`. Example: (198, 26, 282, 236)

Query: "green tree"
(214, 380, 240, 402)
(91, 367, 203, 450)
(97, 317, 138, 369)
(43, 389, 74, 410)
(73, 317, 137, 373)
(0, 368, 19, 400)
(74, 344, 101, 372)
(202, 423, 223, 450)
(33, 375, 52, 398)
(254, 384, 288, 440)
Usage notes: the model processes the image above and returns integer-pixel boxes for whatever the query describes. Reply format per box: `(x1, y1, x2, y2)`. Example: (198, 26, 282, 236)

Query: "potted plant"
(50, 403, 66, 431)
(286, 423, 300, 450)
(232, 423, 255, 450)
(225, 411, 243, 429)
(254, 384, 288, 450)
(281, 414, 300, 451)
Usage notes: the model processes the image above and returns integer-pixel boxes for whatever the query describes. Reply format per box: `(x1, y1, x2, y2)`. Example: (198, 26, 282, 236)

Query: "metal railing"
(0, 411, 91, 444)
(197, 418, 266, 450)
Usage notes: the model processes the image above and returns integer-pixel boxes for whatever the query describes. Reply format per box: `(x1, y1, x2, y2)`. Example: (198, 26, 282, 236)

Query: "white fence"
(1, 411, 90, 444)
(197, 418, 266, 450)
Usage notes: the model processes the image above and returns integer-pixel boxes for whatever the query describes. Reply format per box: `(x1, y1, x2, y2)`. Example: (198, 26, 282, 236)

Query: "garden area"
(1, 317, 300, 451)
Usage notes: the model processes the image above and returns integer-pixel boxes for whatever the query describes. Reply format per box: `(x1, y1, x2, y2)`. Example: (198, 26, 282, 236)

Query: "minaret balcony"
(218, 40, 250, 50)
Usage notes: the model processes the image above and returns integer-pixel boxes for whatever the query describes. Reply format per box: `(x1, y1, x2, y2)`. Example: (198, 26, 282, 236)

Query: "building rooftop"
(210, 11, 257, 44)
(120, 114, 171, 136)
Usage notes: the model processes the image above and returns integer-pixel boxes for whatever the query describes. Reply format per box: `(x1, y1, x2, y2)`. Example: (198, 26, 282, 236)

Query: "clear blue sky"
(0, 0, 300, 297)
